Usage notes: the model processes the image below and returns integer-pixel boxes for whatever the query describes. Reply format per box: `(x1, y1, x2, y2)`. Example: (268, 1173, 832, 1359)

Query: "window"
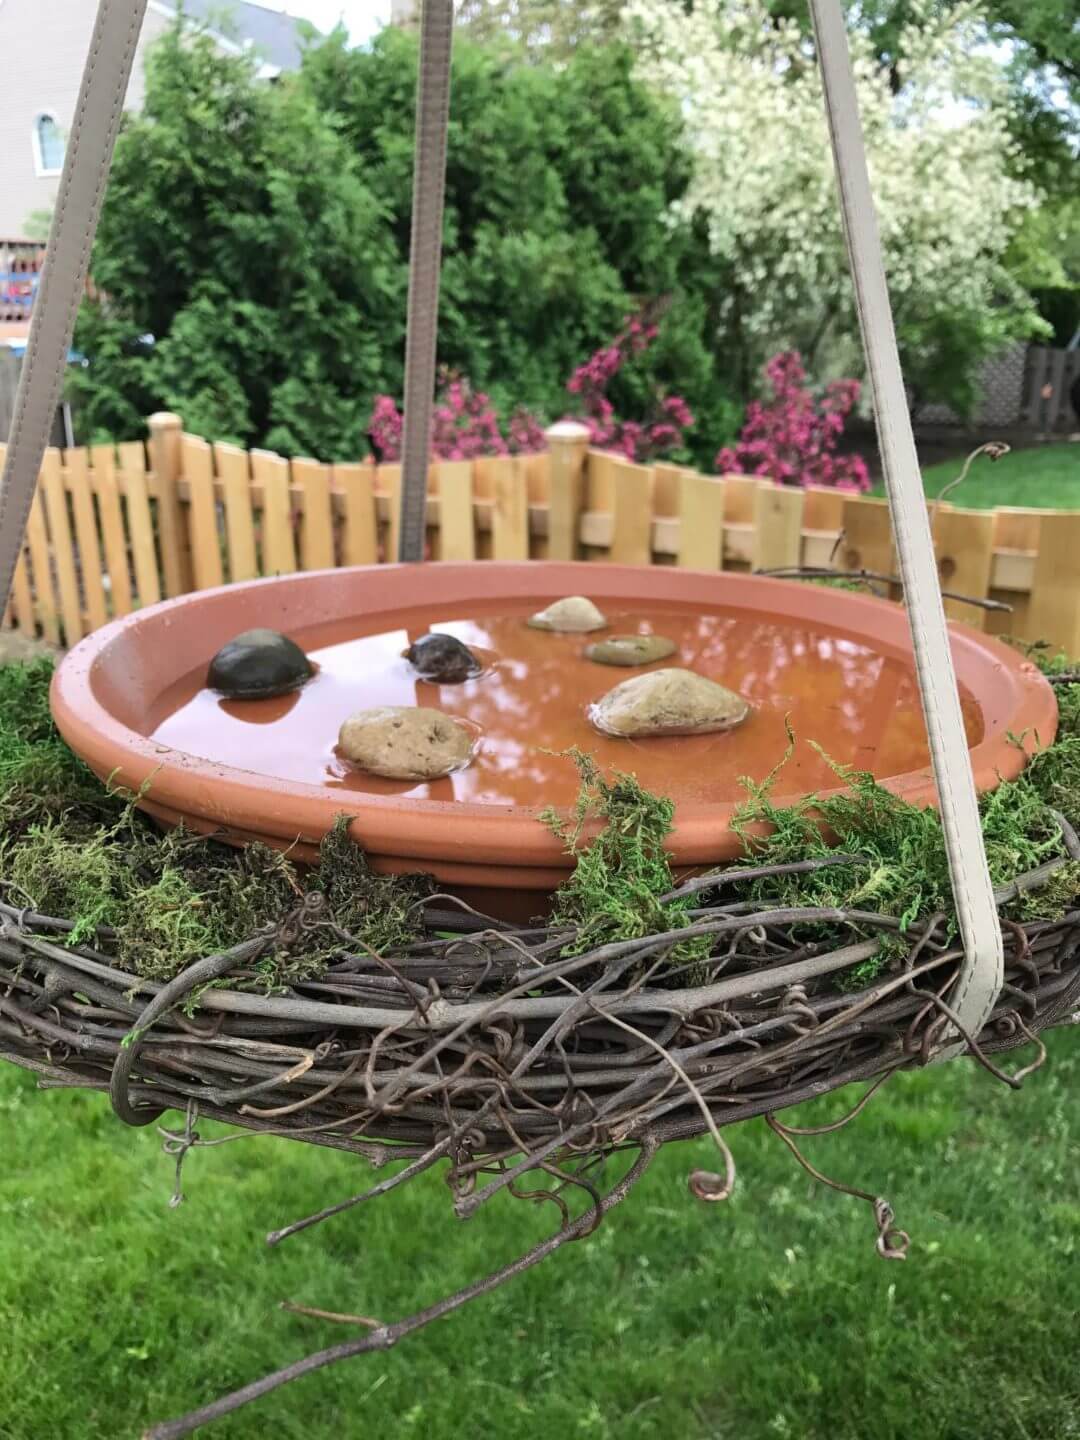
(33, 114, 65, 176)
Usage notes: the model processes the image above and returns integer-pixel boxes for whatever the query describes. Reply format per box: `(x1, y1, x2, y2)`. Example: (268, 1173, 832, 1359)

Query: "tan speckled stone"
(339, 706, 474, 780)
(589, 668, 750, 738)
(584, 634, 677, 667)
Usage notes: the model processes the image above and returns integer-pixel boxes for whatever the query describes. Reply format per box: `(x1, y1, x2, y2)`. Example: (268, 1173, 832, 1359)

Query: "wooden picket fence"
(4, 412, 1080, 653)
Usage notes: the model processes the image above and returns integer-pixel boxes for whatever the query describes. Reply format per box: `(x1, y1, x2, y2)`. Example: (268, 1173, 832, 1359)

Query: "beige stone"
(526, 596, 607, 633)
(339, 706, 474, 780)
(589, 668, 751, 738)
(584, 634, 677, 667)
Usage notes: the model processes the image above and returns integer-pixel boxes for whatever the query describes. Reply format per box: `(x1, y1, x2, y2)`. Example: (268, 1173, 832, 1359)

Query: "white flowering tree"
(627, 0, 1048, 413)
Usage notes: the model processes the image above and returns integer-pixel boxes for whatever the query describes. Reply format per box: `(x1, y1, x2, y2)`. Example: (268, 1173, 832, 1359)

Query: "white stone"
(526, 596, 608, 633)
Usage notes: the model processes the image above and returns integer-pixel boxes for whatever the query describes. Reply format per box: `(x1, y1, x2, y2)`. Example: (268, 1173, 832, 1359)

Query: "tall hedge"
(72, 22, 737, 465)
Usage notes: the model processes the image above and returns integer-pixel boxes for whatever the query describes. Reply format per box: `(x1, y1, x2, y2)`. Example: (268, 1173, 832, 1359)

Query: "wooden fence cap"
(544, 420, 591, 443)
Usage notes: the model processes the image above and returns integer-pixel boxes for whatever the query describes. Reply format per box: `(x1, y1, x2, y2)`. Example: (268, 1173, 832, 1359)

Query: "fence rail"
(4, 412, 1080, 654)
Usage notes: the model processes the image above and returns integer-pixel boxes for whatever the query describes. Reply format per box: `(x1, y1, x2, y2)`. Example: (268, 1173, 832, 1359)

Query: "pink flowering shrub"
(367, 308, 694, 465)
(506, 407, 547, 455)
(565, 310, 694, 463)
(716, 351, 870, 492)
(368, 370, 542, 463)
(367, 393, 404, 461)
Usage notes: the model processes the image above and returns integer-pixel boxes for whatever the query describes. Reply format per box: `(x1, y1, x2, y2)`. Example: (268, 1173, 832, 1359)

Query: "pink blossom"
(716, 350, 870, 493)
(562, 305, 694, 464)
(367, 303, 694, 466)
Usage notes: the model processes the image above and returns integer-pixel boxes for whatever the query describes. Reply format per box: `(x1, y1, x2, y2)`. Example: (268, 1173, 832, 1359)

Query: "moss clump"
(730, 744, 1070, 929)
(0, 659, 429, 985)
(113, 830, 306, 983)
(541, 749, 709, 965)
(721, 699, 1080, 985)
(1023, 733, 1080, 820)
(5, 818, 121, 945)
(724, 700, 1076, 914)
(810, 577, 875, 595)
(0, 657, 122, 843)
(314, 817, 431, 956)
(1009, 860, 1080, 924)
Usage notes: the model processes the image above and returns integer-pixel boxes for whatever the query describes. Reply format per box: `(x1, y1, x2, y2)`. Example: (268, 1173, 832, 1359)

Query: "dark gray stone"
(404, 633, 482, 684)
(207, 628, 312, 700)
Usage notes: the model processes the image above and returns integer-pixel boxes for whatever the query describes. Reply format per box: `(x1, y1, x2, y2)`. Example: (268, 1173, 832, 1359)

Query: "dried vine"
(2, 847, 1077, 1436)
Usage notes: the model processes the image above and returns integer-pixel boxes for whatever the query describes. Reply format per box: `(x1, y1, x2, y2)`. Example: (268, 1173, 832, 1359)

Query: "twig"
(661, 853, 868, 903)
(930, 441, 1010, 521)
(754, 566, 1012, 613)
(142, 1140, 658, 1440)
(765, 1114, 909, 1260)
(1051, 809, 1080, 863)
(278, 1301, 381, 1329)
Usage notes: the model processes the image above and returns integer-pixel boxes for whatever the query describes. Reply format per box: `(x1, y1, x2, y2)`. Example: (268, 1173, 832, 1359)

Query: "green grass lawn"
(1, 1029, 1077, 1440)
(873, 443, 1080, 510)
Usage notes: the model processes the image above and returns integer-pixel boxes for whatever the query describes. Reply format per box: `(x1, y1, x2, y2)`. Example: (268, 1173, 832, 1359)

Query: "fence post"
(753, 483, 804, 572)
(678, 472, 725, 570)
(545, 421, 589, 562)
(931, 503, 994, 631)
(840, 495, 897, 592)
(148, 412, 192, 596)
(1028, 511, 1080, 655)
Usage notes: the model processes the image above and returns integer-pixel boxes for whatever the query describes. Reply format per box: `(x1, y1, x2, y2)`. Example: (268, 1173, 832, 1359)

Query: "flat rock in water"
(339, 706, 474, 780)
(526, 596, 607, 633)
(207, 628, 312, 700)
(589, 667, 751, 738)
(404, 633, 482, 684)
(585, 634, 677, 667)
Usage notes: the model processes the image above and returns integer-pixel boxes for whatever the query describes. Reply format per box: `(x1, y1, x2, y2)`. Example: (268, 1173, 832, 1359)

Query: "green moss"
(730, 740, 1072, 933)
(4, 819, 123, 944)
(315, 816, 432, 955)
(836, 933, 907, 992)
(112, 867, 221, 981)
(810, 576, 875, 594)
(1008, 859, 1080, 923)
(0, 655, 58, 749)
(0, 657, 122, 842)
(542, 749, 710, 965)
(0, 659, 427, 987)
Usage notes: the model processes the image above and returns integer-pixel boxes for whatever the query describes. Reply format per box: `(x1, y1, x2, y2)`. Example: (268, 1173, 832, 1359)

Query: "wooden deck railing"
(3, 412, 1079, 652)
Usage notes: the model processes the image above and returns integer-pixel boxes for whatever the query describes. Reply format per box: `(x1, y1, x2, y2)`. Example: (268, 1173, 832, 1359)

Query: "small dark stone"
(207, 628, 312, 700)
(404, 633, 482, 685)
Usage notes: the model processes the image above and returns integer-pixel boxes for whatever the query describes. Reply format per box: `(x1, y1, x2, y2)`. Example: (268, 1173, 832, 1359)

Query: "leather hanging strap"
(0, 0, 148, 618)
(397, 0, 454, 563)
(809, 0, 1003, 1049)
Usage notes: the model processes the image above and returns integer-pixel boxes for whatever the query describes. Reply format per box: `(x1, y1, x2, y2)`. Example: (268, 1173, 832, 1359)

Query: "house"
(0, 0, 311, 239)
